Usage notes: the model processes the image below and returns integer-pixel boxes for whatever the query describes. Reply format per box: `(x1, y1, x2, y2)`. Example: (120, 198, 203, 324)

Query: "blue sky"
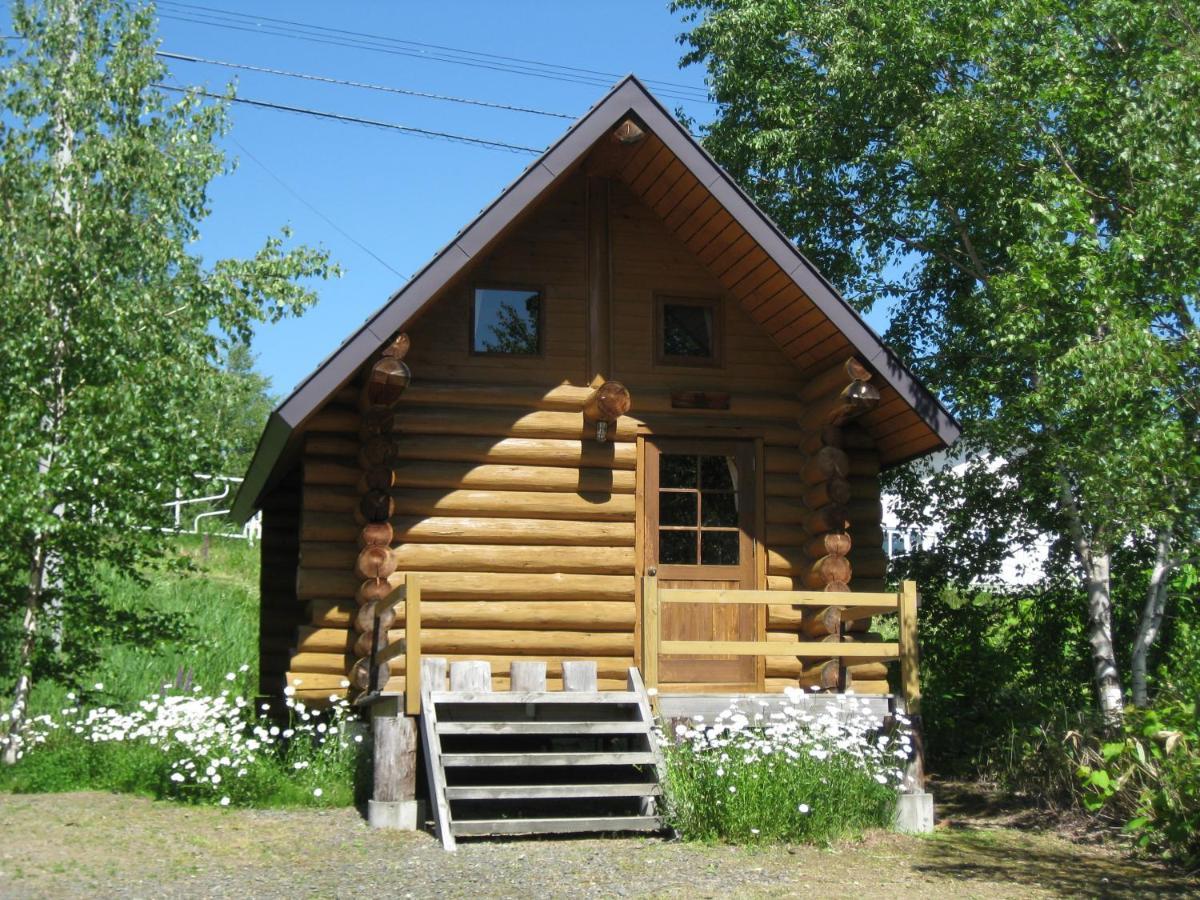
(11, 1, 894, 396)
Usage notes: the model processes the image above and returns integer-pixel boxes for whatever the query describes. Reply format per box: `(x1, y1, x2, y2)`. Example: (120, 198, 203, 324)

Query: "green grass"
(2, 535, 367, 808)
(24, 535, 261, 719)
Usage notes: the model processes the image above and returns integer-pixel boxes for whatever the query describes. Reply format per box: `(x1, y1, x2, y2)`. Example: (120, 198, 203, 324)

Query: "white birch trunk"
(1131, 530, 1172, 708)
(1058, 469, 1124, 728)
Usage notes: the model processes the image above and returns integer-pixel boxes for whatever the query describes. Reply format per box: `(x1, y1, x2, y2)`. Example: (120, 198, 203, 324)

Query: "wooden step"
(441, 751, 658, 767)
(444, 782, 661, 801)
(451, 815, 662, 836)
(437, 720, 649, 736)
(432, 690, 642, 705)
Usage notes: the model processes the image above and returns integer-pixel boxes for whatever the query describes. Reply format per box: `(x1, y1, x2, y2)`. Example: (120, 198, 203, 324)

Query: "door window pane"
(659, 530, 697, 564)
(701, 492, 739, 527)
(659, 492, 697, 527)
(660, 454, 697, 489)
(700, 455, 737, 491)
(701, 531, 740, 565)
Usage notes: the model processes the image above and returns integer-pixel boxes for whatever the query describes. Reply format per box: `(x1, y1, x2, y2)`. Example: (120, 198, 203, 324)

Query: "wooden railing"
(640, 577, 920, 711)
(368, 573, 423, 714)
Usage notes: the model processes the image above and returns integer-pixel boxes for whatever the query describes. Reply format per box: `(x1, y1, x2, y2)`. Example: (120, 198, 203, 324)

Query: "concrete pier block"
(894, 791, 935, 834)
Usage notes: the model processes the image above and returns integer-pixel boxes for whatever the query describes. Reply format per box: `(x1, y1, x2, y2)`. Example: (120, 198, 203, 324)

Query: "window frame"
(469, 283, 545, 358)
(654, 294, 724, 368)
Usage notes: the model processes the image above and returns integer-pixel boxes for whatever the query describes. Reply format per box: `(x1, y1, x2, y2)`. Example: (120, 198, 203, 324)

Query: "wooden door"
(644, 439, 760, 690)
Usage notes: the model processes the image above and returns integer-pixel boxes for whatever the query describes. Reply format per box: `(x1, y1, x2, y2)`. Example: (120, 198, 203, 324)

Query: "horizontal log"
(583, 381, 632, 422)
(805, 555, 853, 589)
(391, 434, 636, 469)
(800, 357, 873, 404)
(302, 512, 635, 546)
(803, 478, 851, 510)
(798, 660, 840, 690)
(852, 546, 889, 579)
(765, 497, 850, 533)
(288, 675, 632, 702)
(800, 606, 841, 638)
(313, 598, 635, 632)
(296, 652, 634, 680)
(304, 459, 359, 487)
(357, 490, 395, 523)
(389, 460, 635, 494)
(305, 485, 635, 521)
(803, 531, 852, 558)
(354, 600, 396, 634)
(289, 652, 349, 675)
(766, 546, 807, 577)
(356, 578, 393, 607)
(371, 407, 642, 442)
(361, 357, 411, 410)
(847, 680, 890, 694)
(298, 626, 634, 657)
(396, 380, 803, 420)
(359, 521, 394, 549)
(355, 545, 396, 580)
(798, 425, 845, 456)
(801, 446, 851, 484)
(299, 569, 634, 602)
(846, 662, 890, 680)
(849, 476, 882, 502)
(305, 404, 359, 433)
(300, 542, 634, 576)
(658, 639, 897, 659)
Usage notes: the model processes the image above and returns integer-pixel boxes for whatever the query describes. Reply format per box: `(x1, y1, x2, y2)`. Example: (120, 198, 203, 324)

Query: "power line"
(153, 84, 545, 155)
(158, 0, 712, 101)
(229, 137, 407, 280)
(155, 2, 713, 105)
(158, 51, 576, 120)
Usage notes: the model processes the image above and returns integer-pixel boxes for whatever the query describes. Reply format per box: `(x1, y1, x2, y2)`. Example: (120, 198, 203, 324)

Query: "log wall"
(278, 169, 893, 703)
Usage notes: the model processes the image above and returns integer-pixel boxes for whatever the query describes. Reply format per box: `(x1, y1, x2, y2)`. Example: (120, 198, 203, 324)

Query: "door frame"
(635, 433, 766, 690)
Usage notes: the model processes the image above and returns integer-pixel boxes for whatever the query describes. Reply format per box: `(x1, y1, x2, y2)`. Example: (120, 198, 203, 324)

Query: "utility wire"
(158, 51, 576, 120)
(154, 84, 545, 155)
(158, 0, 712, 101)
(155, 3, 713, 105)
(229, 137, 407, 279)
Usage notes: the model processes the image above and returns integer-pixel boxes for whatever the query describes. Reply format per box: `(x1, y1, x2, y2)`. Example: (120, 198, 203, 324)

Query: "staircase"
(420, 666, 665, 850)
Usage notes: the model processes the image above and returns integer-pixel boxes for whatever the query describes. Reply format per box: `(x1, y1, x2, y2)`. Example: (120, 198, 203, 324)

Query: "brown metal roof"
(231, 75, 959, 521)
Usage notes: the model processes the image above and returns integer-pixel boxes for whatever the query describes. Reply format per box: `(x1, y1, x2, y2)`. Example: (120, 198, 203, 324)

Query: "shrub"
(662, 690, 910, 843)
(1078, 697, 1200, 867)
(0, 670, 365, 808)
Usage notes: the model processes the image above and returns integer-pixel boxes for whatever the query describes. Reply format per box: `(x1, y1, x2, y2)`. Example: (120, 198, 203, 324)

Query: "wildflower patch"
(662, 690, 913, 843)
(2, 671, 365, 808)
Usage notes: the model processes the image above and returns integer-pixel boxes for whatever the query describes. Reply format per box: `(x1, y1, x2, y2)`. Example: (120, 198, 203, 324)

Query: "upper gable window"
(657, 296, 722, 367)
(472, 287, 541, 356)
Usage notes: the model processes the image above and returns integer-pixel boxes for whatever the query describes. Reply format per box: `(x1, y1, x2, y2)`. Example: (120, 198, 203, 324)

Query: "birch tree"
(0, 0, 336, 762)
(675, 0, 1200, 724)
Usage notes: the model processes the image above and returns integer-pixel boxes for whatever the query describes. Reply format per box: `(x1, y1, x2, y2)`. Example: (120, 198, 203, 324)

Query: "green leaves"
(0, 0, 336, 688)
(677, 0, 1199, 716)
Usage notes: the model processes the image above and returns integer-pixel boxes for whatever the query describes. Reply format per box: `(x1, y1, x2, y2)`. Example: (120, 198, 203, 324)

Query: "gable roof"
(231, 75, 960, 522)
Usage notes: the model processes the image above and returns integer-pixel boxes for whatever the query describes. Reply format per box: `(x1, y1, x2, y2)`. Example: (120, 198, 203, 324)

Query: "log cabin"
(230, 76, 958, 840)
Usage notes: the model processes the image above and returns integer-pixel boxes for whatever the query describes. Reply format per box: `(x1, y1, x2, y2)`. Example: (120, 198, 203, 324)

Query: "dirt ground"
(0, 787, 1195, 899)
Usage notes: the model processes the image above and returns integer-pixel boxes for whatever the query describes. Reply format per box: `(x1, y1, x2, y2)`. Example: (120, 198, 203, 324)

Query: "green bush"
(1078, 698, 1200, 867)
(662, 693, 907, 843)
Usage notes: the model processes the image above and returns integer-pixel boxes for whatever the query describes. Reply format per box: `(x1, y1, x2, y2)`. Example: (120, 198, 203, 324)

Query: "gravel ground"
(0, 791, 1195, 898)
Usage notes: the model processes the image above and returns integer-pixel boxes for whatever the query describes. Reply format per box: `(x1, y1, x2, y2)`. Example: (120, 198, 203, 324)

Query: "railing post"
(405, 574, 422, 716)
(642, 576, 659, 701)
(898, 580, 921, 716)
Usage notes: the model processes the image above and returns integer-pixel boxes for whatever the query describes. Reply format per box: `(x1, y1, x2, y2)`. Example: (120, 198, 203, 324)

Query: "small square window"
(656, 296, 721, 366)
(472, 287, 541, 355)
